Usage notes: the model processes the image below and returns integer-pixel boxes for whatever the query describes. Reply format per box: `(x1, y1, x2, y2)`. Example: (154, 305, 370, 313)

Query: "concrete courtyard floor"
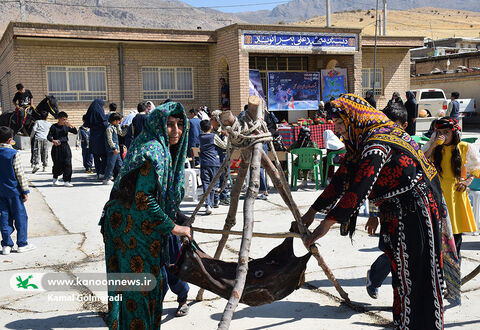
(1, 135, 479, 329)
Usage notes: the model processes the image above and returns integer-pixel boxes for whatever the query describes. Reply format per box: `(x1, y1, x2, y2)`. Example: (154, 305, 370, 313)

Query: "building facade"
(0, 22, 422, 125)
(411, 51, 480, 100)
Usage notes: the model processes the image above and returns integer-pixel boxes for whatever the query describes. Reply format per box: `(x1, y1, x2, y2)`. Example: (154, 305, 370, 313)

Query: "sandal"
(175, 303, 189, 317)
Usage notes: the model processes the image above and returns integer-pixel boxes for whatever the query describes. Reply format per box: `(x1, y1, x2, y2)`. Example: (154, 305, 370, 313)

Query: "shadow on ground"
(308, 276, 392, 288)
(5, 312, 105, 329)
(208, 300, 367, 329)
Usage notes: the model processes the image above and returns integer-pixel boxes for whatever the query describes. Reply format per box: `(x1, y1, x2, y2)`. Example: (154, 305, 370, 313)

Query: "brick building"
(0, 22, 422, 125)
(411, 51, 480, 101)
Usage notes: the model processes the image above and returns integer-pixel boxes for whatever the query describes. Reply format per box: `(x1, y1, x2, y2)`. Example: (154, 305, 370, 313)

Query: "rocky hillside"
(298, 7, 480, 39)
(0, 0, 243, 33)
(235, 0, 480, 24)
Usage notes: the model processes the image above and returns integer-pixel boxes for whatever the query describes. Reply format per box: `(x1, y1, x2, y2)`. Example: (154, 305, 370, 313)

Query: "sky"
(181, 0, 288, 13)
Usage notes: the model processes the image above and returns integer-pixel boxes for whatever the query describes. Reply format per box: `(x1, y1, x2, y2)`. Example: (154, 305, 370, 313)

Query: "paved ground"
(1, 133, 480, 330)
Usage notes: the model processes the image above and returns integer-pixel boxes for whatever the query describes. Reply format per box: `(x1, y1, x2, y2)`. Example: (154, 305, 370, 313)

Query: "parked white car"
(411, 88, 448, 117)
(449, 98, 477, 118)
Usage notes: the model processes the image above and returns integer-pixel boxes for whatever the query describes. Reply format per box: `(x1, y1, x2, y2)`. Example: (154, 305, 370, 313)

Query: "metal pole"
(118, 43, 125, 116)
(326, 0, 331, 27)
(7, 72, 11, 112)
(373, 0, 379, 91)
(383, 0, 387, 36)
(19, 0, 26, 22)
(378, 16, 382, 36)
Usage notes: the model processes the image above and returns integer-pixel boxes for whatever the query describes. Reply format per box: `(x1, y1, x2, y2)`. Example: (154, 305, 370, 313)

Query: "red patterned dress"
(312, 142, 444, 330)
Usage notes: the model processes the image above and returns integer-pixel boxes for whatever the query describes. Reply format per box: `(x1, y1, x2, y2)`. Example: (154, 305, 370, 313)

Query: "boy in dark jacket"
(0, 126, 35, 254)
(199, 120, 220, 215)
(76, 114, 94, 173)
(47, 112, 77, 187)
(103, 113, 128, 184)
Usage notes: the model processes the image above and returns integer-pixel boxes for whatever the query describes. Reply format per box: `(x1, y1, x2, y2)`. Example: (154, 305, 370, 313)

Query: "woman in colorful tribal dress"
(302, 94, 445, 329)
(100, 102, 191, 329)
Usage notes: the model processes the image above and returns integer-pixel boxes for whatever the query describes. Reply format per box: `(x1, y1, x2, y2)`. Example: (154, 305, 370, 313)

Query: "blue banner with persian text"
(243, 32, 357, 51)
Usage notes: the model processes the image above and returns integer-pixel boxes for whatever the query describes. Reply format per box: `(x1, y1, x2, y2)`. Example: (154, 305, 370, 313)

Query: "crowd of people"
(1, 84, 479, 329)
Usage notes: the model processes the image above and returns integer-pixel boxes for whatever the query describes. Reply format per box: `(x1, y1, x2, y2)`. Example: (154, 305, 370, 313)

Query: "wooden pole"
(195, 149, 251, 301)
(462, 264, 480, 285)
(260, 150, 350, 303)
(191, 226, 302, 239)
(218, 143, 262, 330)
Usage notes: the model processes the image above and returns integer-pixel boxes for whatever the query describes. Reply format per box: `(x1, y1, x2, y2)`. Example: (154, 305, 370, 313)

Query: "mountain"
(0, 0, 243, 34)
(235, 0, 480, 24)
(297, 7, 480, 39)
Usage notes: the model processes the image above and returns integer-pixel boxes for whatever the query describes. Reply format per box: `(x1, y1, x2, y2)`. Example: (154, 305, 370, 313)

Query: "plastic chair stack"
(184, 159, 200, 201)
(468, 178, 480, 231)
(290, 147, 323, 190)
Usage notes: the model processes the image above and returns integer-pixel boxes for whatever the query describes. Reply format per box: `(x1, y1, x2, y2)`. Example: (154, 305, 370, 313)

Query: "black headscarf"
(84, 99, 107, 130)
(364, 90, 376, 109)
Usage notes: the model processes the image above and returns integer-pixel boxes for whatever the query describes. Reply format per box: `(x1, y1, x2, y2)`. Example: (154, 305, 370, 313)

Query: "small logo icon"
(16, 275, 39, 290)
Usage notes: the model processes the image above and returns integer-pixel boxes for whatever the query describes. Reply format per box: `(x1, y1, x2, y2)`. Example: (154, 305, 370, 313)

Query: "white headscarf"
(122, 109, 138, 126)
(145, 101, 156, 114)
(198, 106, 210, 120)
(323, 129, 344, 150)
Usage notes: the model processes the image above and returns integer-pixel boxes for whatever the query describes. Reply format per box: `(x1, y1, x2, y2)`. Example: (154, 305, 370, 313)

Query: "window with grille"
(46, 66, 107, 102)
(142, 67, 193, 100)
(361, 68, 383, 96)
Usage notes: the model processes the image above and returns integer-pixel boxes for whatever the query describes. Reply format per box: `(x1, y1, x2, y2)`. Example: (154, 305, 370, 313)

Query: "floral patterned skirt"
(102, 199, 169, 330)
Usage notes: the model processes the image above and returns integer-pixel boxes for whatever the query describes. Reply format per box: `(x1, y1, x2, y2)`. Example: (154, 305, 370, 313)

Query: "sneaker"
(366, 270, 378, 299)
(214, 200, 220, 208)
(32, 166, 39, 174)
(64, 182, 74, 187)
(2, 246, 12, 255)
(256, 193, 268, 200)
(103, 179, 113, 185)
(175, 303, 189, 317)
(52, 178, 64, 186)
(42, 166, 46, 172)
(17, 244, 36, 253)
(219, 198, 230, 206)
(205, 206, 212, 215)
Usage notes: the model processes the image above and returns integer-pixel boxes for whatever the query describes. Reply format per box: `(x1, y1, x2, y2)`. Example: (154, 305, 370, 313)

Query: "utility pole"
(373, 0, 379, 92)
(326, 0, 331, 27)
(19, 0, 26, 22)
(383, 0, 387, 36)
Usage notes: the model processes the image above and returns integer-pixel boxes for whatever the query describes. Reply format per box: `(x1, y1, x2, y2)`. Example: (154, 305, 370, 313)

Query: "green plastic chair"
(322, 149, 346, 186)
(462, 137, 478, 143)
(290, 147, 323, 190)
(412, 135, 430, 148)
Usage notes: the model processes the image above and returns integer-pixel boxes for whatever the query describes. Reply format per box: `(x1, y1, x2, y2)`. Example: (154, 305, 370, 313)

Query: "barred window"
(46, 66, 107, 102)
(362, 68, 383, 96)
(142, 67, 193, 100)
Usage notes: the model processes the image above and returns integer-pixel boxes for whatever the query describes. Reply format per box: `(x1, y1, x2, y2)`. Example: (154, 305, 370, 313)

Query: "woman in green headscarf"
(100, 102, 191, 329)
